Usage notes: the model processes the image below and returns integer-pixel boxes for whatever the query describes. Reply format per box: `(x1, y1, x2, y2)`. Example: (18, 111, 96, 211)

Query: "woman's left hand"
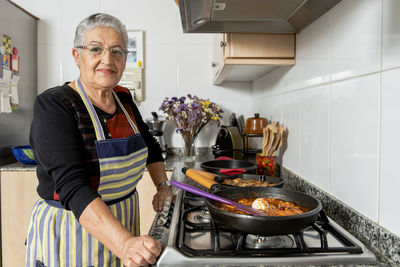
(152, 186, 174, 212)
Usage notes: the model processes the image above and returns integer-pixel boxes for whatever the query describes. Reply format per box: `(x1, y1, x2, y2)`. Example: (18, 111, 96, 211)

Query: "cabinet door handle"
(220, 41, 226, 47)
(211, 61, 216, 68)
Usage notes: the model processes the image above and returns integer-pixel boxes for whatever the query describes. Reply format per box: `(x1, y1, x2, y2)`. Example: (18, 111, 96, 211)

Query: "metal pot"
(145, 112, 167, 133)
(243, 113, 268, 134)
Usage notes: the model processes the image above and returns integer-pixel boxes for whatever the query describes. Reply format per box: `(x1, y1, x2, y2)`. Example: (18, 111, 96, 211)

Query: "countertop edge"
(281, 167, 398, 266)
(0, 162, 37, 171)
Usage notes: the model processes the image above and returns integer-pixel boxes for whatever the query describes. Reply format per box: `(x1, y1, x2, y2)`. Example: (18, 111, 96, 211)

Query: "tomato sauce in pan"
(216, 197, 309, 216)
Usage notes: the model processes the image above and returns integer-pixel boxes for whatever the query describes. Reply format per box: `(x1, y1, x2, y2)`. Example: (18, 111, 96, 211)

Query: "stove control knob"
(156, 216, 168, 226)
(163, 217, 171, 228)
(160, 210, 169, 218)
(161, 197, 173, 212)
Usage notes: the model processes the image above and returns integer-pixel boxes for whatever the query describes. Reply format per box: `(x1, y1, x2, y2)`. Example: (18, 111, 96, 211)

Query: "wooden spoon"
(272, 125, 284, 156)
(262, 127, 269, 156)
(266, 123, 279, 156)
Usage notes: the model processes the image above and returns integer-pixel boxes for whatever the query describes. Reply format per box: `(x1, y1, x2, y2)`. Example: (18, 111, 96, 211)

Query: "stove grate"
(177, 198, 363, 257)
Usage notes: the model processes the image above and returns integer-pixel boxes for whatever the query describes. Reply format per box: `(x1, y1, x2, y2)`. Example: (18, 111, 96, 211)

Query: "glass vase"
(181, 133, 196, 162)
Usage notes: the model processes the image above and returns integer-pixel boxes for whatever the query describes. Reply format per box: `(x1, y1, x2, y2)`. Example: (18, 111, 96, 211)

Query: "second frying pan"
(200, 159, 256, 175)
(182, 168, 285, 191)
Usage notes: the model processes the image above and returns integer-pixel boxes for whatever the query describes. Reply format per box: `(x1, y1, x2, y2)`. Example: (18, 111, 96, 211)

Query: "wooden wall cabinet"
(212, 33, 296, 85)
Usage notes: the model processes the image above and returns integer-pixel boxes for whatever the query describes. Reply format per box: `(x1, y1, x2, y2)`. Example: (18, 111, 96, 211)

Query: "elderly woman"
(25, 13, 173, 267)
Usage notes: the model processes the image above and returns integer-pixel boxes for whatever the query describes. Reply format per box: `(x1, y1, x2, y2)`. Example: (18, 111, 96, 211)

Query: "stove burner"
(187, 209, 212, 224)
(184, 196, 206, 207)
(245, 234, 294, 249)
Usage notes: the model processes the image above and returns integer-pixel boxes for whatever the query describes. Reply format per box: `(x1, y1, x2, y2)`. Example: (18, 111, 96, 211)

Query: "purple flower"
(159, 94, 223, 135)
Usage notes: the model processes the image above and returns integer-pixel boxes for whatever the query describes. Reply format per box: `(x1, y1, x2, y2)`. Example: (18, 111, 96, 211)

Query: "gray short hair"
(73, 13, 128, 48)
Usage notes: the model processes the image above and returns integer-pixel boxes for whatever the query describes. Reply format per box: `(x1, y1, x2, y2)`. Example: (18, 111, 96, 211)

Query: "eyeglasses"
(75, 44, 128, 59)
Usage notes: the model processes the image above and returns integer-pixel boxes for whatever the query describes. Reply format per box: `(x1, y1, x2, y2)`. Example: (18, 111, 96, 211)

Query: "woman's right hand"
(120, 235, 163, 267)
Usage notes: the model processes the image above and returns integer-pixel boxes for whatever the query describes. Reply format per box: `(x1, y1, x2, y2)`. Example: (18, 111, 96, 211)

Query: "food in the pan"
(251, 197, 270, 211)
(222, 178, 276, 187)
(216, 197, 309, 216)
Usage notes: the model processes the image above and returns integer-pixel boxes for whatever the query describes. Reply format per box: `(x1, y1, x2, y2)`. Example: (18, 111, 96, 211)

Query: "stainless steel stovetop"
(150, 186, 376, 267)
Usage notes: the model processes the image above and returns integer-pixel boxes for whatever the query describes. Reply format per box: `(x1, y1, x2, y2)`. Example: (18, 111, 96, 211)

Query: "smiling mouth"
(97, 69, 115, 74)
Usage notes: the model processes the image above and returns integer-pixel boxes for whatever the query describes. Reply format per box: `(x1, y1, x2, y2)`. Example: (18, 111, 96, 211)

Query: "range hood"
(178, 0, 341, 33)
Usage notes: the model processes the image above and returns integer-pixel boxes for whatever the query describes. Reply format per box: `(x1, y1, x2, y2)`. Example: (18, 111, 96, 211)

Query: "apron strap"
(112, 90, 139, 134)
(75, 79, 106, 140)
(75, 78, 139, 140)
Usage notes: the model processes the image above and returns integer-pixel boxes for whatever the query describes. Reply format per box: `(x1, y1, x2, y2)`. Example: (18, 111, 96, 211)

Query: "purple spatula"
(170, 180, 267, 216)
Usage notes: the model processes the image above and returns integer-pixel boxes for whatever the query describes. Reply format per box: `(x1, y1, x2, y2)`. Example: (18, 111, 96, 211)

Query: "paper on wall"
(10, 74, 20, 109)
(0, 69, 12, 113)
(1, 93, 12, 113)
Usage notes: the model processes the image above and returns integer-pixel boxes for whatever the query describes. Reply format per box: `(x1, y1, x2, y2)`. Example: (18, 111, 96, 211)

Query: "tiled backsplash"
(282, 167, 399, 266)
(253, 0, 400, 243)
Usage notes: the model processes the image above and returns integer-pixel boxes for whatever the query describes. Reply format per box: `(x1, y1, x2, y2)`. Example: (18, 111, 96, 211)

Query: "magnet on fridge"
(2, 54, 10, 70)
(0, 55, 3, 79)
(10, 48, 19, 72)
(2, 34, 12, 55)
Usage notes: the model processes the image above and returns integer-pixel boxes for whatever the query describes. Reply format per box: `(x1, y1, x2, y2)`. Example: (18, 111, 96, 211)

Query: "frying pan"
(182, 169, 322, 235)
(200, 159, 256, 175)
(182, 168, 285, 191)
(206, 187, 322, 235)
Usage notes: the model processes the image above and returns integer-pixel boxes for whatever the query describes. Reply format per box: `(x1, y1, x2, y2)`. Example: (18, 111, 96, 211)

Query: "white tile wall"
(299, 85, 330, 191)
(252, 0, 400, 236)
(141, 0, 178, 45)
(330, 74, 380, 221)
(280, 63, 302, 93)
(331, 0, 381, 81)
(144, 44, 177, 100)
(176, 44, 214, 97)
(380, 68, 400, 236)
(100, 0, 142, 28)
(37, 44, 62, 92)
(382, 0, 400, 70)
(298, 12, 331, 88)
(214, 81, 253, 120)
(281, 91, 302, 174)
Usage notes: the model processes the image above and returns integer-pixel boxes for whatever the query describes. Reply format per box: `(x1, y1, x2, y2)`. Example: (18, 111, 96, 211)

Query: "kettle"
(145, 112, 167, 159)
(243, 113, 268, 134)
(146, 112, 166, 133)
(213, 126, 243, 159)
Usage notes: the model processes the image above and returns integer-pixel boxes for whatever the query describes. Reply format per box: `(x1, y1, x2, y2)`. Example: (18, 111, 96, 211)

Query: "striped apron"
(25, 79, 148, 267)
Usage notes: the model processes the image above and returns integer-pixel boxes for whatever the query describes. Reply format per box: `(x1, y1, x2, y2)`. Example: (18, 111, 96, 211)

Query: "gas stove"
(150, 187, 377, 267)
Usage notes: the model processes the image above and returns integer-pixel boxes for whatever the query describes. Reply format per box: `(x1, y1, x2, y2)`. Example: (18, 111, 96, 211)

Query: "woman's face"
(73, 27, 126, 90)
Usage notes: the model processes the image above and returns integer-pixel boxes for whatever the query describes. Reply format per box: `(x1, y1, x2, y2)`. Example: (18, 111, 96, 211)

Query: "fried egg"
(251, 198, 269, 211)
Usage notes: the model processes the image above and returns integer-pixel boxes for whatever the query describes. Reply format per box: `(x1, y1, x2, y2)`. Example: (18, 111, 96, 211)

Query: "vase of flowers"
(160, 94, 223, 162)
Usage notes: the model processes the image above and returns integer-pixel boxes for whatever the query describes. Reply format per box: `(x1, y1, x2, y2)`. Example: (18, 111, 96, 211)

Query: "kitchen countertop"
(1, 153, 396, 266)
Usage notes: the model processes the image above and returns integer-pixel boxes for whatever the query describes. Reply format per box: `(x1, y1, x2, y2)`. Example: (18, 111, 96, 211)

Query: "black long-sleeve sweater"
(29, 83, 163, 219)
